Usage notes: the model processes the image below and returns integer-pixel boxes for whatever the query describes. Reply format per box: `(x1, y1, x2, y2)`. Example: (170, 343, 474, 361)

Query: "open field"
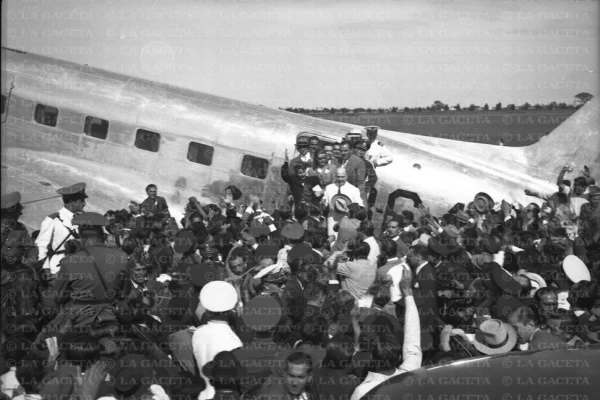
(309, 110, 576, 146)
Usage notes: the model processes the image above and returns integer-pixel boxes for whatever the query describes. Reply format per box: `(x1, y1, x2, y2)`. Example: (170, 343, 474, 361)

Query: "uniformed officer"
(364, 126, 393, 168)
(41, 212, 128, 326)
(1, 191, 38, 270)
(35, 182, 87, 275)
(1, 192, 39, 322)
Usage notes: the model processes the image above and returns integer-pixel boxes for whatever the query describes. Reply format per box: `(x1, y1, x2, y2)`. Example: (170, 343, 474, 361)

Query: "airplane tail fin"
(523, 97, 600, 182)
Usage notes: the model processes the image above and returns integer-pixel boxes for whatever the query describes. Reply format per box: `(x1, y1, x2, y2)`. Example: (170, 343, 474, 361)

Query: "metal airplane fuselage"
(1, 47, 599, 231)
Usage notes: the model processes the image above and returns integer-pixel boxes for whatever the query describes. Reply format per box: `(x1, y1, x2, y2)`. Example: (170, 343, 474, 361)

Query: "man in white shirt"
(364, 126, 393, 168)
(323, 168, 363, 237)
(35, 182, 87, 274)
(193, 281, 243, 400)
(350, 267, 421, 400)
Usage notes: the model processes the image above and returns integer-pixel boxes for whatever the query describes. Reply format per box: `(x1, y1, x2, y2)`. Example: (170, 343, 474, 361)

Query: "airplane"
(365, 348, 599, 400)
(1, 46, 599, 233)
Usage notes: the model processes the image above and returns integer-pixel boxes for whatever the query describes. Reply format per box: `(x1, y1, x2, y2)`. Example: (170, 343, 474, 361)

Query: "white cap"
(199, 281, 238, 312)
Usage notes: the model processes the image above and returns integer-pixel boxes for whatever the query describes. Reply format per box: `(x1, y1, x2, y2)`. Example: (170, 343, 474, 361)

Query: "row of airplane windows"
(0, 94, 269, 180)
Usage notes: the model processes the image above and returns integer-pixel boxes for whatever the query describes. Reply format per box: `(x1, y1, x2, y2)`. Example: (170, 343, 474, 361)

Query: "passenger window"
(241, 155, 269, 179)
(187, 141, 214, 166)
(84, 116, 109, 140)
(1, 95, 6, 115)
(135, 129, 160, 153)
(34, 103, 59, 127)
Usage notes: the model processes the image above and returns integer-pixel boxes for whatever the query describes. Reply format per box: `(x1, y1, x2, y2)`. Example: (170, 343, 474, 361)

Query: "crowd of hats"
(1, 146, 600, 400)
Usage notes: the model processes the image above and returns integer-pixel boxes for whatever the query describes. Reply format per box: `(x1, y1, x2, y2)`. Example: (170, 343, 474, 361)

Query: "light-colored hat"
(473, 319, 517, 355)
(562, 255, 591, 283)
(199, 281, 238, 312)
(349, 127, 363, 134)
(517, 270, 547, 294)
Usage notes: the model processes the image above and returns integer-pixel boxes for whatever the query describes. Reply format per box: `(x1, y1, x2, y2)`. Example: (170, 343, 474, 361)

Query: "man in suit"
(1, 192, 38, 270)
(509, 306, 568, 351)
(141, 184, 169, 218)
(405, 244, 438, 337)
(322, 143, 340, 167)
(339, 142, 366, 196)
(381, 217, 410, 259)
(289, 136, 312, 174)
(309, 150, 337, 188)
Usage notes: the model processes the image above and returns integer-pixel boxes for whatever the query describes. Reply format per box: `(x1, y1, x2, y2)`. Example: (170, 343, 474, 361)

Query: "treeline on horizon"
(280, 92, 594, 115)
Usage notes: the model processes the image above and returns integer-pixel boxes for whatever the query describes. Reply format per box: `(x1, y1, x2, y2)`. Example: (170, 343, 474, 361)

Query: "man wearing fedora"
(282, 150, 323, 209)
(290, 136, 313, 175)
(472, 318, 518, 355)
(323, 168, 363, 238)
(35, 182, 87, 275)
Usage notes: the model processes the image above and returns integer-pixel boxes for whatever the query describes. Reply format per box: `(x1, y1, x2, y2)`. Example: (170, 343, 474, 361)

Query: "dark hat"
(331, 193, 352, 214)
(190, 263, 217, 288)
(109, 354, 154, 400)
(295, 136, 310, 147)
(254, 244, 280, 262)
(159, 297, 195, 327)
(57, 182, 88, 201)
(365, 126, 379, 135)
(262, 268, 287, 285)
(72, 212, 106, 228)
(354, 140, 368, 151)
(199, 242, 219, 257)
(484, 234, 503, 254)
(174, 229, 195, 253)
(241, 295, 282, 332)
(448, 202, 465, 214)
(225, 185, 243, 201)
(428, 236, 461, 256)
(473, 192, 494, 213)
(491, 267, 522, 296)
(281, 222, 304, 240)
(1, 191, 21, 210)
(202, 351, 244, 386)
(456, 210, 470, 224)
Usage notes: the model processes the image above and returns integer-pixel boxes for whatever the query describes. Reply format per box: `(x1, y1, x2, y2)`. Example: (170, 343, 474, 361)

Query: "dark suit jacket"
(341, 154, 366, 189)
(413, 263, 438, 332)
(141, 196, 168, 215)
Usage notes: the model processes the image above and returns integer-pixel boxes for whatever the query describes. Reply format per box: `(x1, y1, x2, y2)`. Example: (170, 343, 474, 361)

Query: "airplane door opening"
(1, 72, 14, 123)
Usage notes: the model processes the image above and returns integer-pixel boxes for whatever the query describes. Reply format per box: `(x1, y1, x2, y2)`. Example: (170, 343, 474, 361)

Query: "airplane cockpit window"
(187, 141, 214, 166)
(34, 103, 58, 127)
(135, 129, 161, 153)
(241, 155, 268, 180)
(84, 116, 109, 140)
(0, 95, 6, 115)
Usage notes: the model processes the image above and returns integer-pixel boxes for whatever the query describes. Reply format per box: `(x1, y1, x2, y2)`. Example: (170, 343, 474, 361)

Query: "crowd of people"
(0, 125, 599, 400)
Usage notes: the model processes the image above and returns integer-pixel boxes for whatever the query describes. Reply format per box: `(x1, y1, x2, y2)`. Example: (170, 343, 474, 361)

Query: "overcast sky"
(3, 0, 598, 108)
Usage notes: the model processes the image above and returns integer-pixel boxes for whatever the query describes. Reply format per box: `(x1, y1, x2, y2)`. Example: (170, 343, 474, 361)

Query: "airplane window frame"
(187, 141, 214, 166)
(134, 128, 161, 153)
(241, 154, 269, 180)
(83, 116, 109, 140)
(34, 103, 59, 127)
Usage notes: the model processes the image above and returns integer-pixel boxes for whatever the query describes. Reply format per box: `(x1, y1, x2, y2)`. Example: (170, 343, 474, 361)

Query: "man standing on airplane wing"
(365, 126, 393, 168)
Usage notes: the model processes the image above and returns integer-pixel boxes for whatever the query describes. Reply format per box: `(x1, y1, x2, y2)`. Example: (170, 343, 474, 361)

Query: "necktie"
(338, 185, 342, 195)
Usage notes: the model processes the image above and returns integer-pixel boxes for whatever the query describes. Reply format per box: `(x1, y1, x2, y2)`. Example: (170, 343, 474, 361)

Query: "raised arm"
(398, 266, 422, 373)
